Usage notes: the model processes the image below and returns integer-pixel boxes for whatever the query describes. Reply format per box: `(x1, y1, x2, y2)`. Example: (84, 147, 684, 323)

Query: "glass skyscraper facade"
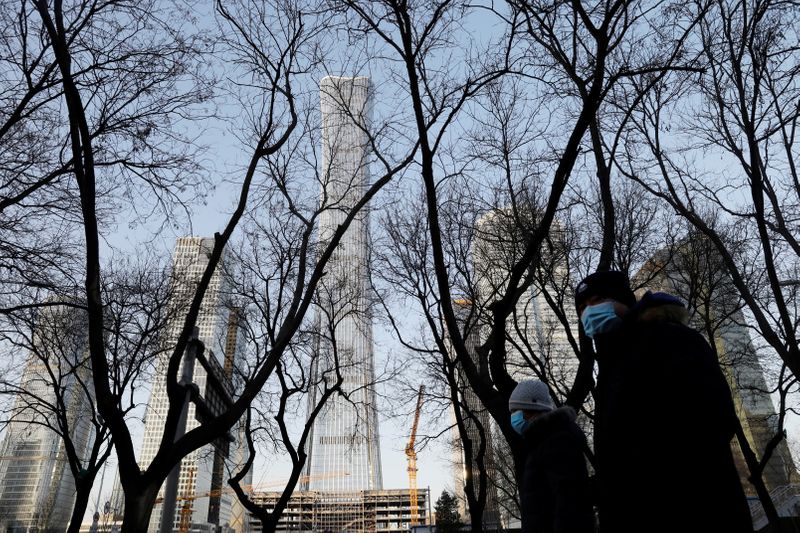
(0, 304, 94, 532)
(472, 210, 580, 389)
(303, 76, 383, 492)
(139, 237, 247, 532)
(454, 210, 582, 525)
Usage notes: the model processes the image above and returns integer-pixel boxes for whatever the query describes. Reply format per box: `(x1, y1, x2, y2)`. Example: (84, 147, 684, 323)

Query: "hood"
(628, 290, 689, 325)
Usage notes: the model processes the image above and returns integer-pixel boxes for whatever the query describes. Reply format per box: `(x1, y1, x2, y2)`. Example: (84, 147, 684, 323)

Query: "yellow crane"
(406, 384, 425, 526)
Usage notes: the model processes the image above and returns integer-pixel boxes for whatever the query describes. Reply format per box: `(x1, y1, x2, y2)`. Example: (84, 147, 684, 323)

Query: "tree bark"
(120, 485, 161, 533)
(66, 478, 94, 533)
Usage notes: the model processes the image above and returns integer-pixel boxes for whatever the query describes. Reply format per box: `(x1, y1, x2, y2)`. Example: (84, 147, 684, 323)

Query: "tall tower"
(304, 76, 382, 492)
(638, 241, 797, 493)
(0, 304, 94, 531)
(449, 299, 502, 528)
(139, 237, 245, 532)
(472, 209, 580, 401)
(458, 209, 581, 525)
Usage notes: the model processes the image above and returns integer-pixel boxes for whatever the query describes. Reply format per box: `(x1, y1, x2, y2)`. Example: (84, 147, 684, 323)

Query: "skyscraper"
(303, 76, 382, 492)
(449, 299, 502, 528)
(0, 304, 94, 532)
(638, 241, 797, 493)
(472, 210, 580, 390)
(455, 209, 582, 525)
(139, 237, 246, 532)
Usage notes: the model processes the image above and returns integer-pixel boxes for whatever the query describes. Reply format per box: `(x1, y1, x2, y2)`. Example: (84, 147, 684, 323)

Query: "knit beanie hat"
(575, 270, 637, 310)
(508, 380, 554, 412)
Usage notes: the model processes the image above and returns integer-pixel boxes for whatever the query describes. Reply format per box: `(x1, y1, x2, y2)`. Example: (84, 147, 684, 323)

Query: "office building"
(638, 242, 797, 495)
(0, 304, 94, 531)
(304, 76, 382, 493)
(139, 237, 247, 532)
(448, 299, 502, 528)
(472, 210, 580, 388)
(454, 209, 582, 525)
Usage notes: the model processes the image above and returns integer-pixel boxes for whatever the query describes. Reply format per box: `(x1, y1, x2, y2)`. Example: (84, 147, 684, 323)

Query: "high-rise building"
(303, 76, 382, 492)
(454, 209, 582, 526)
(139, 237, 247, 532)
(0, 304, 95, 532)
(472, 210, 580, 390)
(638, 242, 797, 494)
(449, 299, 502, 528)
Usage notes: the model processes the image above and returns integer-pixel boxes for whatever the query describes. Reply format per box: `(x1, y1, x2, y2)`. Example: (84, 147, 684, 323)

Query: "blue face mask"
(511, 411, 529, 435)
(581, 301, 622, 338)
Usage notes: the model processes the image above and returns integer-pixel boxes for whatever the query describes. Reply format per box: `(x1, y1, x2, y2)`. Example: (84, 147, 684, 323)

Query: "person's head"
(508, 379, 553, 434)
(574, 271, 635, 338)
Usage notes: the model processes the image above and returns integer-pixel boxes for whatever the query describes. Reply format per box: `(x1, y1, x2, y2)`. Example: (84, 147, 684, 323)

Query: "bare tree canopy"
(1, 1, 800, 532)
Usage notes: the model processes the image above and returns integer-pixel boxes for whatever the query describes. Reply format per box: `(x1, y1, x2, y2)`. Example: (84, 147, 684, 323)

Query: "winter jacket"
(591, 291, 753, 533)
(519, 406, 595, 533)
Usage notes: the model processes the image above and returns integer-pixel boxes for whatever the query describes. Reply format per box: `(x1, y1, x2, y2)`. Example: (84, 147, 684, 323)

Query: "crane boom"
(406, 384, 425, 526)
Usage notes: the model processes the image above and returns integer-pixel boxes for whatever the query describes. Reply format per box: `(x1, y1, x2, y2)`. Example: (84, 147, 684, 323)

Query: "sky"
(77, 4, 502, 523)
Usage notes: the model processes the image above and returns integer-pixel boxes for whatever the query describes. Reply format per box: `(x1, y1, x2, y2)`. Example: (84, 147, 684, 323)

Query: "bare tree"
(0, 301, 102, 533)
(19, 0, 418, 530)
(354, 1, 708, 528)
(615, 0, 800, 526)
(0, 257, 174, 533)
(622, 0, 800, 383)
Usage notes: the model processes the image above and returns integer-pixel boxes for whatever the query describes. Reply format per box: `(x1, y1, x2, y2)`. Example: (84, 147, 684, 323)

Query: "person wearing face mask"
(508, 379, 595, 533)
(575, 271, 752, 533)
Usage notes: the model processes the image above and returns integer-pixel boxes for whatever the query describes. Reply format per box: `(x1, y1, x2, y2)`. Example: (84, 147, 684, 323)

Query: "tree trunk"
(463, 465, 483, 533)
(256, 492, 288, 533)
(467, 491, 484, 533)
(66, 479, 93, 533)
(259, 514, 279, 533)
(736, 423, 783, 532)
(120, 485, 161, 533)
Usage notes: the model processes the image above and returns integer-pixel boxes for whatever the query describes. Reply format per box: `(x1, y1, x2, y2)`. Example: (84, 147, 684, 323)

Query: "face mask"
(581, 301, 622, 338)
(511, 411, 528, 435)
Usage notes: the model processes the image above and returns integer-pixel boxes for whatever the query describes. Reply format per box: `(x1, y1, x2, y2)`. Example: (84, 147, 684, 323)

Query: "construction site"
(246, 489, 431, 533)
(245, 385, 431, 533)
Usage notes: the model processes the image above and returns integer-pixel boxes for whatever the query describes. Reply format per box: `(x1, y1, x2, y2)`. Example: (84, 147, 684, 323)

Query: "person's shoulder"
(538, 416, 588, 463)
(635, 317, 706, 345)
(541, 408, 587, 444)
(527, 407, 581, 439)
(630, 319, 691, 348)
(628, 292, 699, 342)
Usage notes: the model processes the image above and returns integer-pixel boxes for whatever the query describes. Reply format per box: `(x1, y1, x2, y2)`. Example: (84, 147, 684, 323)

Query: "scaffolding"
(247, 489, 430, 533)
(313, 493, 376, 533)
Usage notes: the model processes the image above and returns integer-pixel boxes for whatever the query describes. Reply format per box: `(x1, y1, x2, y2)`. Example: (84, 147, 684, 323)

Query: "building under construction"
(247, 489, 431, 533)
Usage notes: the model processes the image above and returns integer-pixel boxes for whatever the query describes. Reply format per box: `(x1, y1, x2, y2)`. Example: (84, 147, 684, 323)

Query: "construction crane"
(406, 384, 425, 526)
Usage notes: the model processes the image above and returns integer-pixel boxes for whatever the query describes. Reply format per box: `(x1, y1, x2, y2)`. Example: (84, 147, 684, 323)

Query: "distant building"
(451, 210, 582, 525)
(138, 237, 249, 532)
(246, 489, 430, 533)
(448, 299, 502, 529)
(472, 210, 580, 387)
(108, 469, 125, 522)
(78, 520, 123, 533)
(0, 304, 94, 532)
(638, 241, 798, 495)
(304, 76, 382, 493)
